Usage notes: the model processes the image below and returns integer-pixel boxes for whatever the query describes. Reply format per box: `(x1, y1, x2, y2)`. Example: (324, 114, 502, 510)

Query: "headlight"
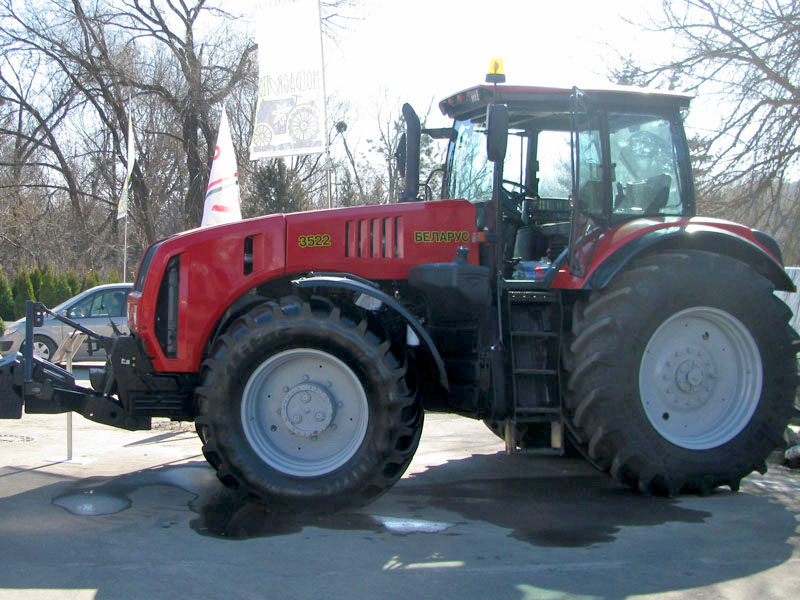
(2, 324, 22, 337)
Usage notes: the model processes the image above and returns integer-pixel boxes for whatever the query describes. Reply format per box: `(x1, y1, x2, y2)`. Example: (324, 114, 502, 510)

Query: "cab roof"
(439, 84, 692, 123)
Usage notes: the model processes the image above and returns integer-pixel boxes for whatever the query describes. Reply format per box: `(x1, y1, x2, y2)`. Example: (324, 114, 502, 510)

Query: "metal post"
(48, 330, 86, 463)
(122, 214, 128, 282)
(24, 301, 34, 383)
(66, 413, 73, 461)
(65, 343, 74, 461)
(326, 151, 333, 208)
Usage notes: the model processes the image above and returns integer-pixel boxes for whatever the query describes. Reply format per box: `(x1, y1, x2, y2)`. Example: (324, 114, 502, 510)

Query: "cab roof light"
(447, 89, 484, 107)
(486, 58, 505, 84)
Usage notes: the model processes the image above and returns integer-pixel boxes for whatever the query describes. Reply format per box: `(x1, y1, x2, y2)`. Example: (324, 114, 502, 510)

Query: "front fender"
(587, 226, 795, 292)
(291, 274, 449, 390)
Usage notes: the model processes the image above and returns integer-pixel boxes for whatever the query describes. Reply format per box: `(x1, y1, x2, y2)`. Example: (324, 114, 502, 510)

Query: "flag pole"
(119, 95, 134, 280)
(315, 0, 332, 208)
(123, 215, 128, 282)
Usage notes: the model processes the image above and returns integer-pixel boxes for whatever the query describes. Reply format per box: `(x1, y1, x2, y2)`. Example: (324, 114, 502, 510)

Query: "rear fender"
(587, 226, 795, 292)
(291, 274, 449, 390)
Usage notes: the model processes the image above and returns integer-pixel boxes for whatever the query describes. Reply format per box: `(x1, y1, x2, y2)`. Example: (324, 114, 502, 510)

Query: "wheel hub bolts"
(282, 382, 336, 437)
(660, 346, 718, 410)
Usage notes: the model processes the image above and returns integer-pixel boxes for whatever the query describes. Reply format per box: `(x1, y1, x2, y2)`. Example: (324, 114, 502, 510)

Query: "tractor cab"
(409, 71, 695, 283)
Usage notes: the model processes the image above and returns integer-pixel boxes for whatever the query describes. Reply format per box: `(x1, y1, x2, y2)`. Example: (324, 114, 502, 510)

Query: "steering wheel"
(502, 179, 535, 199)
(501, 180, 537, 224)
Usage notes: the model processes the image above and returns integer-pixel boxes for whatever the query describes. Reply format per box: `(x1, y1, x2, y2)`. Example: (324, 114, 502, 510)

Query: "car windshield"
(66, 288, 128, 319)
(10, 291, 98, 324)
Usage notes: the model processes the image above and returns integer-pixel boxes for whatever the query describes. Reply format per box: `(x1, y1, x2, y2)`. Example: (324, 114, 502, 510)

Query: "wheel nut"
(315, 412, 325, 422)
(302, 375, 310, 382)
(291, 415, 302, 424)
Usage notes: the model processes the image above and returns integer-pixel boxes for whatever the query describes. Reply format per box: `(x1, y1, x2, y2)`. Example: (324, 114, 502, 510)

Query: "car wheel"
(24, 335, 58, 361)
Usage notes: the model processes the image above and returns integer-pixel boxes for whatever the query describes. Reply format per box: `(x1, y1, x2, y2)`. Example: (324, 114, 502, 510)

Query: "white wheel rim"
(241, 348, 369, 477)
(33, 340, 51, 360)
(639, 306, 762, 450)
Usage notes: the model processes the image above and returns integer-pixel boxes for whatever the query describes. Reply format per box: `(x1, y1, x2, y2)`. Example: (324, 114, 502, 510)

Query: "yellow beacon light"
(486, 58, 506, 84)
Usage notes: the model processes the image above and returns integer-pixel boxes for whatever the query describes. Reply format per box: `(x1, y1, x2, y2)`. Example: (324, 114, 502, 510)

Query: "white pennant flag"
(117, 111, 135, 220)
(202, 107, 242, 227)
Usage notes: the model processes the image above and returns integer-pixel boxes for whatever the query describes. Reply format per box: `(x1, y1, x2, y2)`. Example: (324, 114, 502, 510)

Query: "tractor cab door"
(568, 87, 608, 278)
(566, 89, 696, 278)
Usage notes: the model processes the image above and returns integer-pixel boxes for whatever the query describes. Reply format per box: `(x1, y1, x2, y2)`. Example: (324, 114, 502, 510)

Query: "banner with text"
(251, 0, 325, 160)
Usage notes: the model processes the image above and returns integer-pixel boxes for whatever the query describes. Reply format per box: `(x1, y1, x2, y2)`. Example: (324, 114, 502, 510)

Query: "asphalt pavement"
(1, 408, 799, 600)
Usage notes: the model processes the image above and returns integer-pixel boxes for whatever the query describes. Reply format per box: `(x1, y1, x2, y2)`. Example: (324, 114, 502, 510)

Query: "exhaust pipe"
(401, 103, 420, 202)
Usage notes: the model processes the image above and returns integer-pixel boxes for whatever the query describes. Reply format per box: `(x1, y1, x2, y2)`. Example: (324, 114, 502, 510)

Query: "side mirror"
(486, 104, 508, 163)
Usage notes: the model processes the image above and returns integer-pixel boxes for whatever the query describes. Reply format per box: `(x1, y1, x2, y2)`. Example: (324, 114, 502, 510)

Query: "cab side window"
(608, 114, 685, 216)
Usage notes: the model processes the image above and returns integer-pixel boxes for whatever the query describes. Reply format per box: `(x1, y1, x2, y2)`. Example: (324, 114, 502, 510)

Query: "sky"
(323, 1, 671, 124)
(239, 0, 676, 159)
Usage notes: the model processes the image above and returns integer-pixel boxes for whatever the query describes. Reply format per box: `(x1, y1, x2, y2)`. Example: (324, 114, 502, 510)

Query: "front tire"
(565, 250, 797, 494)
(196, 297, 422, 510)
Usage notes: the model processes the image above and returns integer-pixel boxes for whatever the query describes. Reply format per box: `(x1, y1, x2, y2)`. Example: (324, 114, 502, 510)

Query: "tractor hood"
(128, 200, 481, 372)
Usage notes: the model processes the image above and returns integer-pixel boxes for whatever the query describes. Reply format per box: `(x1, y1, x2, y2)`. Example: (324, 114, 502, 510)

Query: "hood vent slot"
(346, 217, 403, 259)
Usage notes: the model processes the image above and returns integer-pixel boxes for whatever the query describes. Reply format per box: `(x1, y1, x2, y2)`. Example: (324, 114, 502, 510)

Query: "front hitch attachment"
(0, 301, 148, 429)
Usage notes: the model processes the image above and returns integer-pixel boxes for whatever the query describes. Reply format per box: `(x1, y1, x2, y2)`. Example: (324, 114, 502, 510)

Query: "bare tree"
(0, 0, 361, 279)
(612, 0, 800, 262)
(0, 0, 257, 262)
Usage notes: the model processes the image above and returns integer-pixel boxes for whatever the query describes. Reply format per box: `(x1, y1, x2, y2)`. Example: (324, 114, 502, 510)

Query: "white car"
(0, 283, 132, 362)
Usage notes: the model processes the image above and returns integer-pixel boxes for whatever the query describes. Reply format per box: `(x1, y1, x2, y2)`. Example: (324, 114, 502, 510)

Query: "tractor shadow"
(27, 450, 793, 551)
(0, 451, 798, 599)
(188, 452, 715, 546)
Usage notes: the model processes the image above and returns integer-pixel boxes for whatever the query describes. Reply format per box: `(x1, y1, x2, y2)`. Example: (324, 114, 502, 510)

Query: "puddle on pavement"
(191, 487, 456, 539)
(53, 490, 131, 515)
(52, 465, 218, 517)
(392, 474, 714, 547)
(51, 460, 712, 546)
(51, 464, 456, 540)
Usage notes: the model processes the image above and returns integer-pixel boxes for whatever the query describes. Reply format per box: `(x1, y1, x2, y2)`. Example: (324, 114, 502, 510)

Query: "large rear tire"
(565, 250, 797, 494)
(196, 297, 422, 511)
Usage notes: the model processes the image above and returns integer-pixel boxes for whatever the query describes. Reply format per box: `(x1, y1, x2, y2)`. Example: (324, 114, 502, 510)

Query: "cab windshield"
(446, 119, 528, 203)
(446, 120, 492, 202)
(446, 111, 691, 219)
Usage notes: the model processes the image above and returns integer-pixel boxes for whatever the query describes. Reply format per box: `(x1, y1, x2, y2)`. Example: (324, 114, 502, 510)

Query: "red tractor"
(1, 70, 797, 510)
